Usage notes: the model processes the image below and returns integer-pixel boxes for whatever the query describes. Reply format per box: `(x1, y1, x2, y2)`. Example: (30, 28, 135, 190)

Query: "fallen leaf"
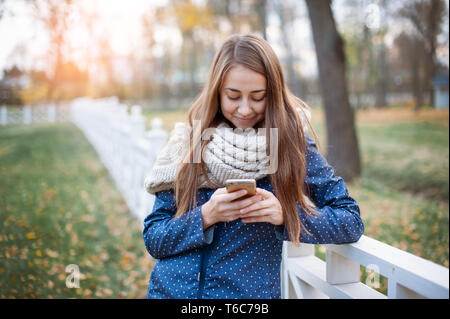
(26, 232, 36, 239)
(44, 189, 57, 200)
(45, 249, 59, 258)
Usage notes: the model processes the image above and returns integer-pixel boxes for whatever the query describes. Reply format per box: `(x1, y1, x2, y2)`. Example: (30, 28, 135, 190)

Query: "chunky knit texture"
(144, 107, 311, 194)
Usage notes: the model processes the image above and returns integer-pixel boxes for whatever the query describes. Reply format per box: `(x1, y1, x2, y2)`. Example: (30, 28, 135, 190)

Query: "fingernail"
(240, 208, 246, 213)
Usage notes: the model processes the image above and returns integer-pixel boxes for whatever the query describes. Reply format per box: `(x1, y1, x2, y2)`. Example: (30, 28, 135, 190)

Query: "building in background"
(433, 74, 449, 109)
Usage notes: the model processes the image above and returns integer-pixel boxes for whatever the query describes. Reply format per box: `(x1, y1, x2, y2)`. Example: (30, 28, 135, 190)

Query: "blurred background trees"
(0, 0, 448, 180)
(1, 0, 447, 109)
(398, 0, 447, 109)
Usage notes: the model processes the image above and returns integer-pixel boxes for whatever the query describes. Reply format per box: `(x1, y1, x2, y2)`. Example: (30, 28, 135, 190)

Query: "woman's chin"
(233, 123, 254, 130)
(232, 117, 257, 129)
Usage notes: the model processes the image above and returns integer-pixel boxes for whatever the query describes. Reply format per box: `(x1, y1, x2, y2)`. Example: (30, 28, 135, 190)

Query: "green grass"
(307, 107, 449, 295)
(354, 117, 449, 268)
(359, 122, 449, 202)
(303, 109, 449, 259)
(0, 124, 153, 298)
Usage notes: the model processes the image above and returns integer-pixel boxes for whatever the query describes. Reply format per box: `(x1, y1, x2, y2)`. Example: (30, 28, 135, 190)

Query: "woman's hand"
(201, 187, 264, 230)
(239, 188, 284, 226)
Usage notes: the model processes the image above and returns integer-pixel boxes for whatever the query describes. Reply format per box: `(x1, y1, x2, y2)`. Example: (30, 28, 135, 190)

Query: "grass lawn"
(352, 108, 448, 267)
(0, 124, 154, 298)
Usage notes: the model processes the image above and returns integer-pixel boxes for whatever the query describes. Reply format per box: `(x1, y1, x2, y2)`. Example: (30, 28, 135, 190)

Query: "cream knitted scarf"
(144, 107, 310, 194)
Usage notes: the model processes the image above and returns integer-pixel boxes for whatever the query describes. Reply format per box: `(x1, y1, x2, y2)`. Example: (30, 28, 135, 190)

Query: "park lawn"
(353, 109, 448, 268)
(0, 123, 154, 298)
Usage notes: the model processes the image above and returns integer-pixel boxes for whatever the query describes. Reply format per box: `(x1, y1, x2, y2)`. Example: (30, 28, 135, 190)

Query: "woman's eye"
(253, 96, 265, 102)
(227, 95, 265, 101)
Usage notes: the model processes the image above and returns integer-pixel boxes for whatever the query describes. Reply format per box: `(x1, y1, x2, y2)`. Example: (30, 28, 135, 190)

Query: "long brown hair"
(174, 33, 319, 245)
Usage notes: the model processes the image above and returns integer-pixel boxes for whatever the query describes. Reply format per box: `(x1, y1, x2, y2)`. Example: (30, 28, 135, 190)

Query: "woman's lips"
(235, 116, 255, 123)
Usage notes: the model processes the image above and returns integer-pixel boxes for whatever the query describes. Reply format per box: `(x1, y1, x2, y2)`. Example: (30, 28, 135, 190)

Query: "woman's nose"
(237, 98, 253, 116)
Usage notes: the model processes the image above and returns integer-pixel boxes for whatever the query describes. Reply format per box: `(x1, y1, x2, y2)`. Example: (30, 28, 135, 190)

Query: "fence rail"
(69, 97, 168, 222)
(1, 104, 71, 125)
(2, 97, 448, 299)
(281, 235, 449, 299)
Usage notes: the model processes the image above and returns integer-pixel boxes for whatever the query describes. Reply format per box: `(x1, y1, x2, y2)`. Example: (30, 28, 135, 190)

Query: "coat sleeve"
(143, 190, 215, 260)
(275, 134, 364, 244)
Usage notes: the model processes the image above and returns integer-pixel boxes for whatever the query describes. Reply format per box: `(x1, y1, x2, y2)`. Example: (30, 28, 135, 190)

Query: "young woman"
(143, 33, 364, 299)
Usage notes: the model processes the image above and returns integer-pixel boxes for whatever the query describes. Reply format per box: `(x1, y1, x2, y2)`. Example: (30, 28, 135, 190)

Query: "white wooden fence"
(69, 97, 168, 222)
(281, 237, 449, 299)
(2, 97, 448, 299)
(1, 104, 71, 125)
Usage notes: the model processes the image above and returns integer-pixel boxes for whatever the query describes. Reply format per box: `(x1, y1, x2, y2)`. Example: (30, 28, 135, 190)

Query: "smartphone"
(225, 179, 256, 201)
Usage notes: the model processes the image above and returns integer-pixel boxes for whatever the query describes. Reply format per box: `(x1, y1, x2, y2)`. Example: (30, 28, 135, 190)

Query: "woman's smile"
(234, 115, 256, 123)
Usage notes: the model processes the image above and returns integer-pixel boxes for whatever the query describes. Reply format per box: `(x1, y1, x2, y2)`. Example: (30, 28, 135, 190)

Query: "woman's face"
(219, 64, 266, 129)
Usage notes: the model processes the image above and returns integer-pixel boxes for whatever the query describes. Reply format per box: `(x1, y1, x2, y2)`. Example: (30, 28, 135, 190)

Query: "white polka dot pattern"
(142, 135, 364, 299)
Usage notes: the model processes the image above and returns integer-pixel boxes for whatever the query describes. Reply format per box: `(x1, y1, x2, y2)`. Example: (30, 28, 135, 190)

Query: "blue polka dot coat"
(143, 135, 364, 299)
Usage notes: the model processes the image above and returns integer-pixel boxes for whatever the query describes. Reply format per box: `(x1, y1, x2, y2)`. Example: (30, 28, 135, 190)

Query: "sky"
(0, 0, 165, 71)
(0, 0, 448, 79)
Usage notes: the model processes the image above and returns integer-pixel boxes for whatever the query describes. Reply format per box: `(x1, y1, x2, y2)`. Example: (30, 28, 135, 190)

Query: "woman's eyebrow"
(225, 88, 266, 93)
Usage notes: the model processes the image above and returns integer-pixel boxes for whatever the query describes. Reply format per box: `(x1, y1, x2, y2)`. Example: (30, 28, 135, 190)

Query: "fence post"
(1, 105, 7, 125)
(325, 249, 360, 285)
(141, 117, 169, 221)
(281, 242, 316, 299)
(147, 117, 168, 155)
(129, 105, 146, 217)
(24, 105, 32, 124)
(130, 105, 146, 136)
(115, 104, 129, 190)
(121, 107, 134, 207)
(48, 103, 56, 123)
(388, 280, 425, 299)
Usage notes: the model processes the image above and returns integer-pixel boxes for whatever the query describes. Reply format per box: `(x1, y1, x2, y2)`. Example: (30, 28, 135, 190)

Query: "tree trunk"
(424, 53, 435, 107)
(305, 0, 361, 181)
(375, 43, 388, 108)
(411, 38, 424, 112)
(257, 0, 267, 39)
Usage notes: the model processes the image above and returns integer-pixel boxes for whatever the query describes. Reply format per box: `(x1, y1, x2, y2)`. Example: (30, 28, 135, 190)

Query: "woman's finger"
(239, 199, 270, 214)
(255, 187, 274, 200)
(219, 189, 248, 203)
(240, 206, 278, 218)
(223, 210, 244, 222)
(241, 213, 271, 224)
(212, 187, 228, 196)
(222, 194, 263, 211)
